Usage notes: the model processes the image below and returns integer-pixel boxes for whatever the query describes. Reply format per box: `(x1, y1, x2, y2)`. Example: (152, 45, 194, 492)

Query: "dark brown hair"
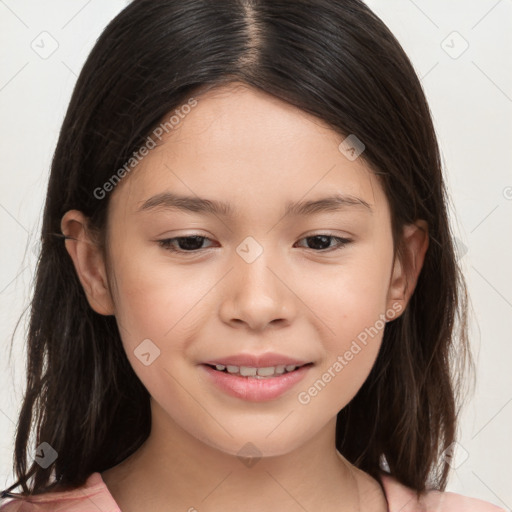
(1, 0, 473, 502)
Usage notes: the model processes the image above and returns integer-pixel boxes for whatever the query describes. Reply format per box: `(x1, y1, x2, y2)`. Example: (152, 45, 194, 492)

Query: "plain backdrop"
(0, 0, 511, 508)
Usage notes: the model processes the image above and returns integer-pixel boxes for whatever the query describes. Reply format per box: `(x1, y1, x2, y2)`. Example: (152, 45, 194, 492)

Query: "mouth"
(204, 362, 314, 379)
(199, 361, 314, 401)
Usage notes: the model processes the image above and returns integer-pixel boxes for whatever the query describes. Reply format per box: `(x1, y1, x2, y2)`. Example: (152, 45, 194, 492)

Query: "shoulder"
(0, 473, 120, 512)
(379, 472, 508, 512)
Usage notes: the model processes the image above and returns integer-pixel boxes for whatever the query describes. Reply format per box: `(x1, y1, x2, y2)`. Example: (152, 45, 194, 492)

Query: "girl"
(0, 1, 506, 511)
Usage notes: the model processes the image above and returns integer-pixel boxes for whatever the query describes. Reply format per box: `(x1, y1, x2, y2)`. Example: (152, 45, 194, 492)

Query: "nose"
(218, 247, 296, 331)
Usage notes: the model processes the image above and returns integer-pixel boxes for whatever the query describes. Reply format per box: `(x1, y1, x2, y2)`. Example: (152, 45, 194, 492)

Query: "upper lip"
(203, 353, 312, 368)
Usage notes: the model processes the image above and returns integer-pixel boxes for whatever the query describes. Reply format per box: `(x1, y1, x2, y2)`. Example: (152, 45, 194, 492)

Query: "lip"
(202, 352, 311, 368)
(200, 363, 313, 402)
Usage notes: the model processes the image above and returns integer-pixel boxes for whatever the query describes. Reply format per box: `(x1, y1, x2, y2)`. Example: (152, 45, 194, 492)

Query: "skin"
(61, 82, 429, 512)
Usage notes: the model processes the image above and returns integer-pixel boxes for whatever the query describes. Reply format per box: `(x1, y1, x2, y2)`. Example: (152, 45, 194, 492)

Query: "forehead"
(109, 83, 388, 222)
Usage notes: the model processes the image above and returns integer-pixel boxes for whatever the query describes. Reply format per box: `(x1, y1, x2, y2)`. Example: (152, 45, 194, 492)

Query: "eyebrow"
(137, 192, 373, 217)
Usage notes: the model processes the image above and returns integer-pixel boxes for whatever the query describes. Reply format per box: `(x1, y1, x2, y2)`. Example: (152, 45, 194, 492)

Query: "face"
(63, 82, 426, 458)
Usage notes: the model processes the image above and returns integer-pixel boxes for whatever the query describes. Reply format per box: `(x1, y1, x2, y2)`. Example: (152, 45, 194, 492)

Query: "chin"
(196, 425, 313, 460)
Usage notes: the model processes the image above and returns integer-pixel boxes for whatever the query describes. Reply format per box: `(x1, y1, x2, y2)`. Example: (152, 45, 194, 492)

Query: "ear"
(386, 220, 429, 319)
(60, 210, 115, 316)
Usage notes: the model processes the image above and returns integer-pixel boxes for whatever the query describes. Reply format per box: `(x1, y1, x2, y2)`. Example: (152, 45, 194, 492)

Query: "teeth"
(213, 364, 301, 377)
(257, 367, 276, 377)
(240, 366, 257, 377)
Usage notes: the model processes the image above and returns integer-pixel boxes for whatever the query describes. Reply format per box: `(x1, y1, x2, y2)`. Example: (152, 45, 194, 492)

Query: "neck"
(101, 403, 369, 512)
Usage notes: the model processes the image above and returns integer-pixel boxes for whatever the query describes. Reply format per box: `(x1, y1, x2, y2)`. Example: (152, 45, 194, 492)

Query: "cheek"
(108, 246, 195, 351)
(300, 250, 390, 339)
(110, 262, 206, 405)
(293, 253, 390, 408)
(296, 302, 386, 419)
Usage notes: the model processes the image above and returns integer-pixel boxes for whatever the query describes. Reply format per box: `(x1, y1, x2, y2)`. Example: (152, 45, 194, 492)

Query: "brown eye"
(158, 236, 213, 253)
(295, 235, 352, 252)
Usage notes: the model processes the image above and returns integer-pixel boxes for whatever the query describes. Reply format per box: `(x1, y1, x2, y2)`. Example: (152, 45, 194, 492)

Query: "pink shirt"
(0, 471, 507, 511)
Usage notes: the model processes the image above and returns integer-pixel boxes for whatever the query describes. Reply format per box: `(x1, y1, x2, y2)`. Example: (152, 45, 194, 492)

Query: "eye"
(157, 235, 214, 253)
(157, 234, 352, 254)
(294, 234, 352, 252)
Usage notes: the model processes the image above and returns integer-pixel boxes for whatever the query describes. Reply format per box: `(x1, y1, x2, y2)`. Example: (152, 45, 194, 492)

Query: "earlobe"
(386, 220, 429, 319)
(60, 210, 115, 316)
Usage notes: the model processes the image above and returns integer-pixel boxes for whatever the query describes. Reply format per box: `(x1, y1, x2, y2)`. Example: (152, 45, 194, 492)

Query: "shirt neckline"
(93, 470, 396, 511)
(13, 469, 402, 511)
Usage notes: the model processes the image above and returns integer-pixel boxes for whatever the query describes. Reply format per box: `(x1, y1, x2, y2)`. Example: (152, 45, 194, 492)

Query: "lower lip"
(200, 364, 312, 402)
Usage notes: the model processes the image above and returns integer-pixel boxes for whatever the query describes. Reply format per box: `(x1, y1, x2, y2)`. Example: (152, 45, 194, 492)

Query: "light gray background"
(1, 0, 511, 509)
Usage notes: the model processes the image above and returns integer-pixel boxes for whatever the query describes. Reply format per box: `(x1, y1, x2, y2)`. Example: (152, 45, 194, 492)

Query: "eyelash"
(157, 234, 352, 254)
